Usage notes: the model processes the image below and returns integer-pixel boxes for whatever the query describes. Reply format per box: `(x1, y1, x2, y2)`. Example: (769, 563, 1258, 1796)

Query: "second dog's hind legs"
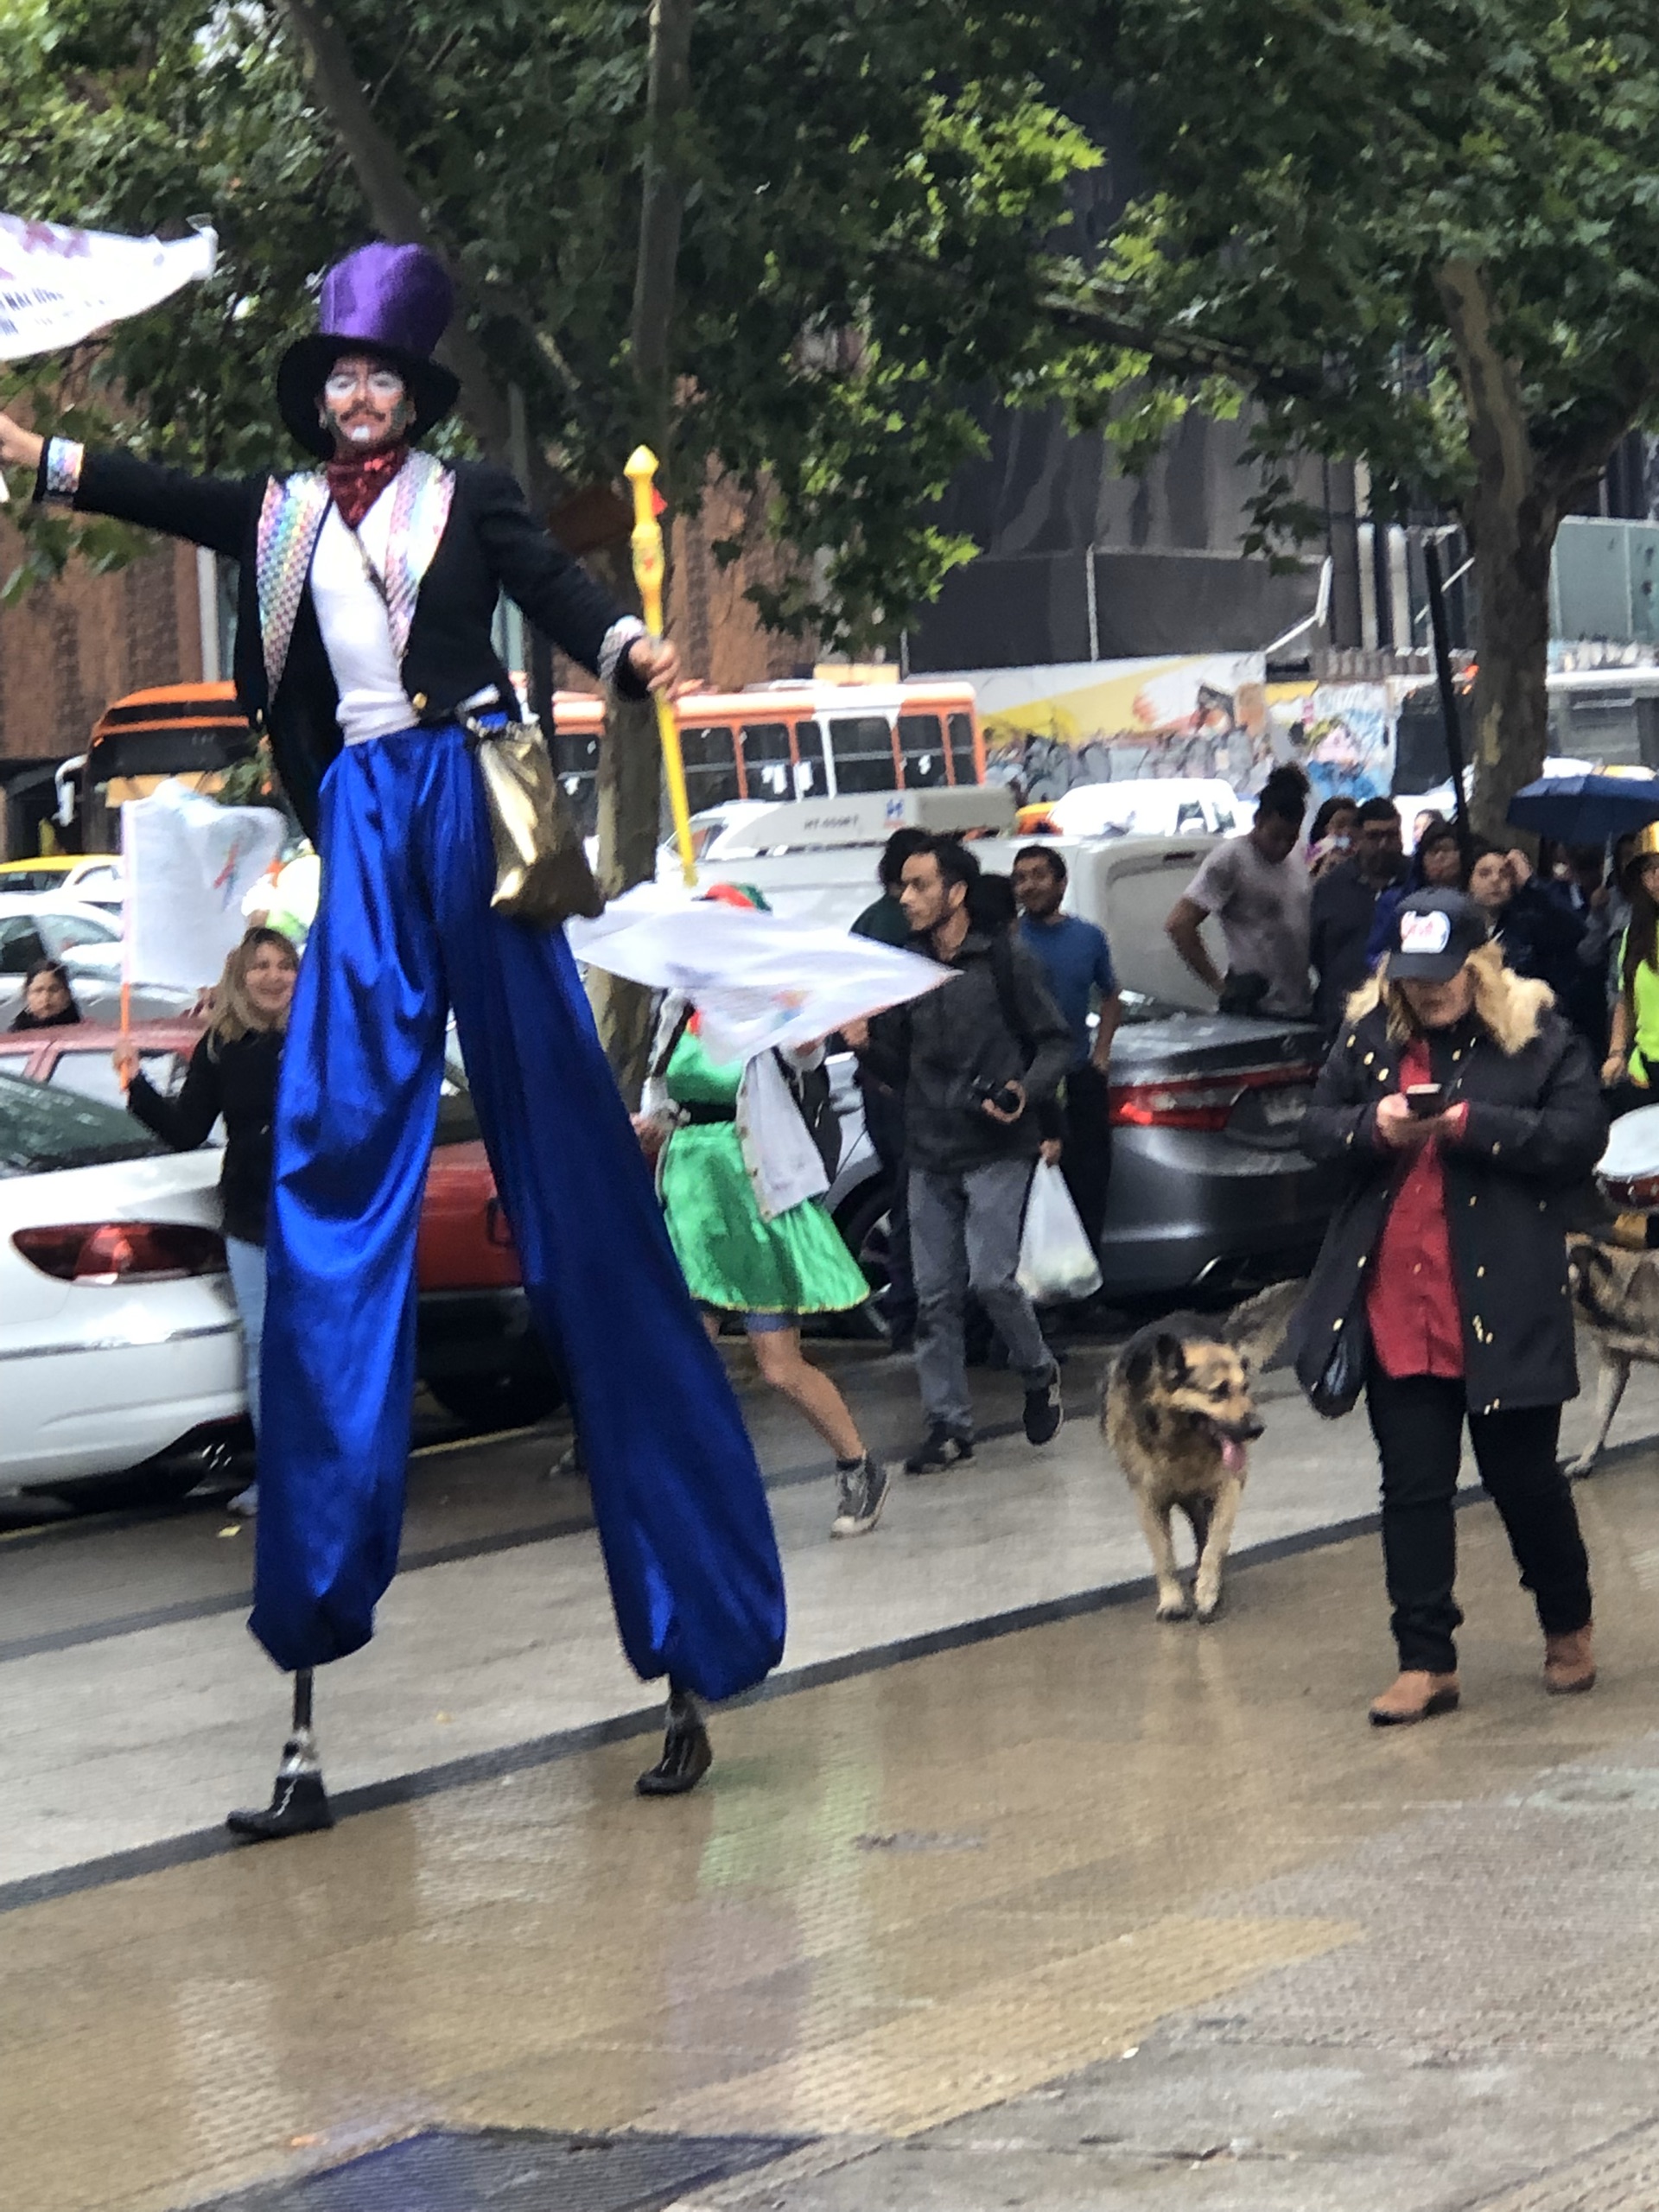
(1567, 1351, 1630, 1478)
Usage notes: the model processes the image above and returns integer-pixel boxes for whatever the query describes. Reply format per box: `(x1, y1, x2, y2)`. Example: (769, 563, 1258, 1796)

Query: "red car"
(0, 1020, 562, 1430)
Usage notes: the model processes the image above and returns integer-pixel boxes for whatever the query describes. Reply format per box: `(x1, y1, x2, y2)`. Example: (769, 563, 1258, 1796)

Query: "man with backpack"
(845, 836, 1073, 1471)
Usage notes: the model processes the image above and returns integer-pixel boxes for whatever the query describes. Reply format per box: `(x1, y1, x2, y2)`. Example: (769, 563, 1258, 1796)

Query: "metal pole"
(1423, 535, 1471, 862)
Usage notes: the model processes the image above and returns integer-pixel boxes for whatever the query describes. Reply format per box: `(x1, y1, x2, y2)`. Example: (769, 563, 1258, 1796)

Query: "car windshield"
(0, 1071, 164, 1176)
(38, 911, 119, 954)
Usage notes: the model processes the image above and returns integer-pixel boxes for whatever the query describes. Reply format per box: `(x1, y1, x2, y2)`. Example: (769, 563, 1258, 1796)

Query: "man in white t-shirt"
(1165, 766, 1313, 1018)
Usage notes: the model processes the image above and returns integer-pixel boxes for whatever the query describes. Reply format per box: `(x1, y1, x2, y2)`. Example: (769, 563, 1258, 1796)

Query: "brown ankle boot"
(1369, 1669, 1460, 1727)
(1543, 1625, 1596, 1695)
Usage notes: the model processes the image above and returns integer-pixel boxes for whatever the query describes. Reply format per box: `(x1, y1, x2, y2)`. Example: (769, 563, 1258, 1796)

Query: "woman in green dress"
(650, 1007, 890, 1538)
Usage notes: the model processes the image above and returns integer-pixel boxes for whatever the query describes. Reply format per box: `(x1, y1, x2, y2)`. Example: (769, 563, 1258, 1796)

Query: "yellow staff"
(625, 444, 696, 887)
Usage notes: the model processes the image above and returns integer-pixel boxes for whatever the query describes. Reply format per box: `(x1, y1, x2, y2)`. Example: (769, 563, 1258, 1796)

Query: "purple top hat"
(276, 242, 462, 458)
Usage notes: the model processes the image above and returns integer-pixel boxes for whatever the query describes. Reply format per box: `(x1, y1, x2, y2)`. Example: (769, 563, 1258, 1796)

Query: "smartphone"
(1405, 1083, 1445, 1119)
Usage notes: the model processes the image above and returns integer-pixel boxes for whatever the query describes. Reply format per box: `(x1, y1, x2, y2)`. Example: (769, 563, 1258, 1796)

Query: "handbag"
(1308, 1293, 1370, 1419)
(340, 518, 602, 926)
(464, 715, 605, 926)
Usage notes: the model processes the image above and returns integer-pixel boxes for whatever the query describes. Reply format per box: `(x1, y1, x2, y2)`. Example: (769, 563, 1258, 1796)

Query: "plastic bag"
(1017, 1160, 1103, 1305)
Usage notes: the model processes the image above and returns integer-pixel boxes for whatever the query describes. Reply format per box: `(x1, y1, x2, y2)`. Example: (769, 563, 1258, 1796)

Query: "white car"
(1043, 778, 1243, 842)
(0, 895, 193, 1026)
(0, 1071, 245, 1503)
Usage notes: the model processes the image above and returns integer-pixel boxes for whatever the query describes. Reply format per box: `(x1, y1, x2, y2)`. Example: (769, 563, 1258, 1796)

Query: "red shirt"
(1364, 1039, 1468, 1379)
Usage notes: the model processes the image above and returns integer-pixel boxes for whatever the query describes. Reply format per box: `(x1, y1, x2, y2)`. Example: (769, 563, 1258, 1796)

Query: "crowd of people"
(1162, 763, 1643, 1084)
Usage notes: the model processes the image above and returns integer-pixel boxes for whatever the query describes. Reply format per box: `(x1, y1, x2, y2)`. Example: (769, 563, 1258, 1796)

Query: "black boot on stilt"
(635, 1685, 712, 1797)
(227, 1669, 336, 1841)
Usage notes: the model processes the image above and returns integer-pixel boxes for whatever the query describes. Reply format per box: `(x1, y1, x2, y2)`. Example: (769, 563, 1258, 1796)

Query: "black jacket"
(127, 1028, 283, 1246)
(859, 928, 1071, 1175)
(43, 446, 645, 840)
(1309, 858, 1406, 1039)
(1288, 972, 1606, 1414)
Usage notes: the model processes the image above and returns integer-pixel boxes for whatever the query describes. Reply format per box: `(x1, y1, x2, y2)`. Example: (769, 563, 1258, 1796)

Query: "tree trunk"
(278, 0, 564, 514)
(1436, 258, 1558, 843)
(631, 0, 694, 454)
(585, 0, 694, 1100)
(588, 545, 663, 1103)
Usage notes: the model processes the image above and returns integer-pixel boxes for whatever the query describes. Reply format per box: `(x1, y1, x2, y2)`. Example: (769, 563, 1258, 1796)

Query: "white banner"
(569, 888, 957, 1065)
(0, 215, 215, 361)
(123, 780, 286, 992)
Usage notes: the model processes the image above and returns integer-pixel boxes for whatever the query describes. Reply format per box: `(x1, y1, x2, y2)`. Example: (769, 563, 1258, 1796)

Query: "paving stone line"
(1460, 2114, 1659, 2211)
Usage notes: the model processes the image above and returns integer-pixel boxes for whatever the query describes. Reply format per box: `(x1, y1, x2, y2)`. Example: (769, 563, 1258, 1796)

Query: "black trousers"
(1363, 1369, 1592, 1675)
(1058, 1060, 1113, 1257)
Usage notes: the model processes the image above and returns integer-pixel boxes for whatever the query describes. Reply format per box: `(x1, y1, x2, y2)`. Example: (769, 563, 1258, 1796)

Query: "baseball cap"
(1385, 889, 1489, 982)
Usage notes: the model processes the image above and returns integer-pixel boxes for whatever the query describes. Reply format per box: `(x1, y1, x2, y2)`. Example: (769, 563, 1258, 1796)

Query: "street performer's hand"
(111, 1042, 140, 1089)
(627, 634, 682, 696)
(982, 1079, 1027, 1127)
(0, 413, 45, 473)
(1039, 1137, 1063, 1166)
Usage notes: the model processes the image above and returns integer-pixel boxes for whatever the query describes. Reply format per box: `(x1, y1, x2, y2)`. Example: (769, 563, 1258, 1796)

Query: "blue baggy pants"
(251, 721, 786, 1700)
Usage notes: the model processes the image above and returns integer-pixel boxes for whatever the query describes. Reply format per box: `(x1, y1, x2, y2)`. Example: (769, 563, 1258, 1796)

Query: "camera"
(971, 1076, 1023, 1116)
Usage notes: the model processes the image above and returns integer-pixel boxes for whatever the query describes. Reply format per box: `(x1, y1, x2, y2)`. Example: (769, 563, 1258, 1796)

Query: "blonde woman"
(115, 927, 299, 1514)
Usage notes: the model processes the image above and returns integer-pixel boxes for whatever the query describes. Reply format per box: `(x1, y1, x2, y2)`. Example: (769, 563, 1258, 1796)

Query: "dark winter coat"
(127, 1027, 283, 1247)
(40, 446, 646, 841)
(860, 927, 1071, 1175)
(1310, 856, 1407, 1039)
(1288, 960, 1606, 1415)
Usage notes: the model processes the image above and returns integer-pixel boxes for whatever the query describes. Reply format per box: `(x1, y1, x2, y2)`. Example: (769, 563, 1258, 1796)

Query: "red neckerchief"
(324, 442, 408, 531)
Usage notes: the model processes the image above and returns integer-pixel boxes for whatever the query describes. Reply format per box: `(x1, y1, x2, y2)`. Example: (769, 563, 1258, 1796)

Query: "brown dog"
(1564, 1233, 1659, 1477)
(1103, 1283, 1299, 1621)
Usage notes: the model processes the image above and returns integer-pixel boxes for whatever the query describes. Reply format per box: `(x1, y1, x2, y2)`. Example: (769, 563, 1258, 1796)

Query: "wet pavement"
(11, 1332, 1659, 2210)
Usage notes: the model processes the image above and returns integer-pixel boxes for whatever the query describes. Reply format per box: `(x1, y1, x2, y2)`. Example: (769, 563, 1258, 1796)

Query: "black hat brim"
(1386, 950, 1469, 982)
(276, 333, 461, 458)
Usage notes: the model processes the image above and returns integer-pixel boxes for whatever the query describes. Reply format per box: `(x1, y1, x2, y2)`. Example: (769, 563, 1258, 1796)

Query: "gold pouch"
(466, 717, 604, 926)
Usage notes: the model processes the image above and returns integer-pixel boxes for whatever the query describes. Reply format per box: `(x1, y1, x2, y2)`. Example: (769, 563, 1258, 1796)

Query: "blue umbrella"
(1505, 773, 1659, 845)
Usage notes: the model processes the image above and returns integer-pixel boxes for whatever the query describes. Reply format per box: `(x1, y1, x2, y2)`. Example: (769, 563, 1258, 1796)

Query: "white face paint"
(320, 356, 411, 454)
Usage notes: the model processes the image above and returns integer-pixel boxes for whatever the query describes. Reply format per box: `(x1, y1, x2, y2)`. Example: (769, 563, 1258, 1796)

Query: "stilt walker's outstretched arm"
(226, 1669, 336, 1842)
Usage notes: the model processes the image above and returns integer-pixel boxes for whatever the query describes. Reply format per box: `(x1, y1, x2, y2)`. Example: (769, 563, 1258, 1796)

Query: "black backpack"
(779, 1052, 842, 1179)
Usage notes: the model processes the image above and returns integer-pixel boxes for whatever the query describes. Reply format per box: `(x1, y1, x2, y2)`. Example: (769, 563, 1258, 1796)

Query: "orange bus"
(549, 678, 984, 827)
(76, 676, 985, 835)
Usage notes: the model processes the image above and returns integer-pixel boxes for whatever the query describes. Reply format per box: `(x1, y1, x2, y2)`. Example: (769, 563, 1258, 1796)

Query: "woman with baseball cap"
(1291, 890, 1605, 1725)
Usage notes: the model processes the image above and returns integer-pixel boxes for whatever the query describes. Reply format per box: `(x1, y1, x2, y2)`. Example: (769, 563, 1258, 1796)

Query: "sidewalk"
(10, 1367, 1659, 2212)
(5, 1337, 1659, 1898)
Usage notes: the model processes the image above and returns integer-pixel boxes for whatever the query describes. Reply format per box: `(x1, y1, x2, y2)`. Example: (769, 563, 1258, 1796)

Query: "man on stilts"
(0, 242, 786, 1827)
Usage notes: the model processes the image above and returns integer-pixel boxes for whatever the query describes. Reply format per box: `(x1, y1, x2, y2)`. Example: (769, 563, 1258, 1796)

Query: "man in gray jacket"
(847, 836, 1072, 1470)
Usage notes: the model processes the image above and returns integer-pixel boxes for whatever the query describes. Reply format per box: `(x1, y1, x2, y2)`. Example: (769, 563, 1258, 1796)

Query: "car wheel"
(834, 1174, 896, 1298)
(422, 1368, 565, 1430)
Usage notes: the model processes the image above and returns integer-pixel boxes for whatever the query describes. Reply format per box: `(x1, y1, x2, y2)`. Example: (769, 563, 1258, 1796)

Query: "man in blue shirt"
(1012, 843, 1122, 1256)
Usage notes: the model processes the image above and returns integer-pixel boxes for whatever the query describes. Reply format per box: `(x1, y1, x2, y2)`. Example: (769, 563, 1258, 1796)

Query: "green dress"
(659, 1027, 871, 1317)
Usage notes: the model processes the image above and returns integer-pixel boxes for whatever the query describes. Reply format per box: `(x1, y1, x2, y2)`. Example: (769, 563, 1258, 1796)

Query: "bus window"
(898, 713, 947, 789)
(738, 721, 794, 801)
(830, 715, 897, 793)
(678, 725, 741, 811)
(947, 711, 979, 785)
(794, 720, 826, 797)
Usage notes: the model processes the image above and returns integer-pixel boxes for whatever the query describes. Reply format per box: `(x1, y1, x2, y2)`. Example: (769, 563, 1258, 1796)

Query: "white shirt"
(308, 487, 419, 747)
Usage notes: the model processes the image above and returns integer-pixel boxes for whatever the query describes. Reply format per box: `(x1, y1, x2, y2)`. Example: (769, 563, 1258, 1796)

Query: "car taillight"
(13, 1222, 228, 1285)
(1109, 1065, 1319, 1132)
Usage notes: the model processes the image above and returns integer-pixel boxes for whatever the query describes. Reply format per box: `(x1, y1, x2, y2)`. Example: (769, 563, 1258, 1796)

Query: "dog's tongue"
(1220, 1436, 1246, 1473)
